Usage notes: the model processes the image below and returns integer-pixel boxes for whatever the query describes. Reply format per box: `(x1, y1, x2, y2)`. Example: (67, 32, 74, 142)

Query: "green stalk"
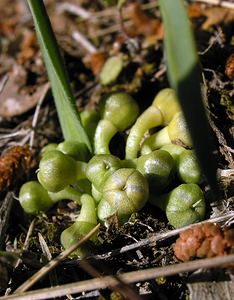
(26, 0, 92, 153)
(157, 0, 219, 196)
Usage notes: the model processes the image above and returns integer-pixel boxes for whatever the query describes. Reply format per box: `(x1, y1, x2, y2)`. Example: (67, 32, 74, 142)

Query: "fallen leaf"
(202, 7, 234, 30)
(17, 29, 39, 65)
(0, 65, 49, 117)
(188, 3, 205, 18)
(85, 51, 107, 76)
(127, 3, 162, 37)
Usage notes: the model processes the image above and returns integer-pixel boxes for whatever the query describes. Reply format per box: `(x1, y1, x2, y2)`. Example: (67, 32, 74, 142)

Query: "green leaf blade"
(27, 0, 92, 153)
(158, 0, 220, 196)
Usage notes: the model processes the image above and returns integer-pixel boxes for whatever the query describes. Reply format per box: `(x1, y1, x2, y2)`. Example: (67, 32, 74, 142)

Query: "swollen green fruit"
(98, 168, 149, 224)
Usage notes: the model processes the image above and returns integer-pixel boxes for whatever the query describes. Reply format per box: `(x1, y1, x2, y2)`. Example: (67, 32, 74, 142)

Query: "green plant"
(26, 0, 91, 152)
(141, 112, 192, 154)
(160, 144, 186, 161)
(98, 168, 149, 224)
(157, 0, 219, 195)
(60, 193, 97, 256)
(159, 144, 202, 184)
(19, 0, 220, 243)
(57, 141, 90, 162)
(150, 183, 206, 228)
(177, 150, 202, 184)
(37, 150, 87, 192)
(19, 181, 82, 215)
(86, 154, 122, 192)
(125, 88, 181, 159)
(136, 150, 174, 193)
(94, 92, 139, 154)
(80, 110, 100, 146)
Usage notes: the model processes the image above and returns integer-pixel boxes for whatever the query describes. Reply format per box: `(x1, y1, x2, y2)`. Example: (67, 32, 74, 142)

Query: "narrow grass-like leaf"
(158, 0, 219, 196)
(27, 0, 92, 153)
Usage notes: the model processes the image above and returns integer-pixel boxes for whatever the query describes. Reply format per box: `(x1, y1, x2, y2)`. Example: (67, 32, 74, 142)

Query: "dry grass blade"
(13, 224, 100, 294)
(1, 254, 234, 300)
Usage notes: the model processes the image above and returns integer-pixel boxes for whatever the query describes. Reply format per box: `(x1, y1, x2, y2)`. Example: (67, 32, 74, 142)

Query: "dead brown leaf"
(127, 3, 162, 38)
(0, 65, 48, 118)
(17, 29, 39, 65)
(188, 3, 205, 18)
(202, 7, 234, 30)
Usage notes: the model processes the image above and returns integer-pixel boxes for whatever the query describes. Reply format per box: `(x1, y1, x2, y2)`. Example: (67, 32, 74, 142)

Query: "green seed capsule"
(86, 154, 122, 192)
(166, 183, 206, 228)
(18, 181, 82, 215)
(160, 144, 186, 162)
(38, 150, 86, 192)
(177, 150, 202, 184)
(136, 150, 175, 193)
(57, 141, 90, 162)
(19, 181, 54, 214)
(100, 92, 139, 132)
(98, 168, 149, 224)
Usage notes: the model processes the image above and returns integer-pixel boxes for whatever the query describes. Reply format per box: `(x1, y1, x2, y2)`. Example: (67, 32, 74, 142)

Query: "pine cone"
(0, 145, 32, 192)
(225, 53, 234, 80)
(174, 223, 234, 262)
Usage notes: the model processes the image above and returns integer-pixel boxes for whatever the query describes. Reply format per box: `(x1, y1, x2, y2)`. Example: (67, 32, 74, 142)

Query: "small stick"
(13, 224, 100, 294)
(0, 74, 9, 94)
(29, 82, 50, 149)
(79, 259, 143, 300)
(57, 3, 91, 19)
(72, 31, 97, 54)
(14, 219, 36, 268)
(90, 212, 234, 261)
(1, 254, 234, 300)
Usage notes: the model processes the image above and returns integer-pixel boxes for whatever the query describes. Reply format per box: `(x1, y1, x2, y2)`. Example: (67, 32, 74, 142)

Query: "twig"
(29, 82, 50, 149)
(0, 129, 31, 140)
(89, 212, 234, 261)
(14, 219, 36, 269)
(57, 1, 158, 20)
(72, 31, 97, 54)
(79, 259, 143, 300)
(57, 3, 91, 19)
(38, 233, 58, 288)
(0, 75, 9, 94)
(1, 254, 234, 300)
(0, 192, 14, 248)
(198, 31, 223, 56)
(13, 224, 100, 294)
(193, 0, 234, 9)
(89, 20, 133, 38)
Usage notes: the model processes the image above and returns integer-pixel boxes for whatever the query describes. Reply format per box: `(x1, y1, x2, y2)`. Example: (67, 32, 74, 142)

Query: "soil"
(0, 1, 234, 299)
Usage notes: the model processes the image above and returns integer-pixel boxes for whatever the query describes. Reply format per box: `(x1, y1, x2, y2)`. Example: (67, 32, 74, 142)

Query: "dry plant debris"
(174, 223, 234, 262)
(0, 145, 32, 192)
(225, 53, 234, 80)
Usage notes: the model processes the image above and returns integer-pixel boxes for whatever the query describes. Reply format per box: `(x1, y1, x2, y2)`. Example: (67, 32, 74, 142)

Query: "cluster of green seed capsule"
(18, 88, 206, 255)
